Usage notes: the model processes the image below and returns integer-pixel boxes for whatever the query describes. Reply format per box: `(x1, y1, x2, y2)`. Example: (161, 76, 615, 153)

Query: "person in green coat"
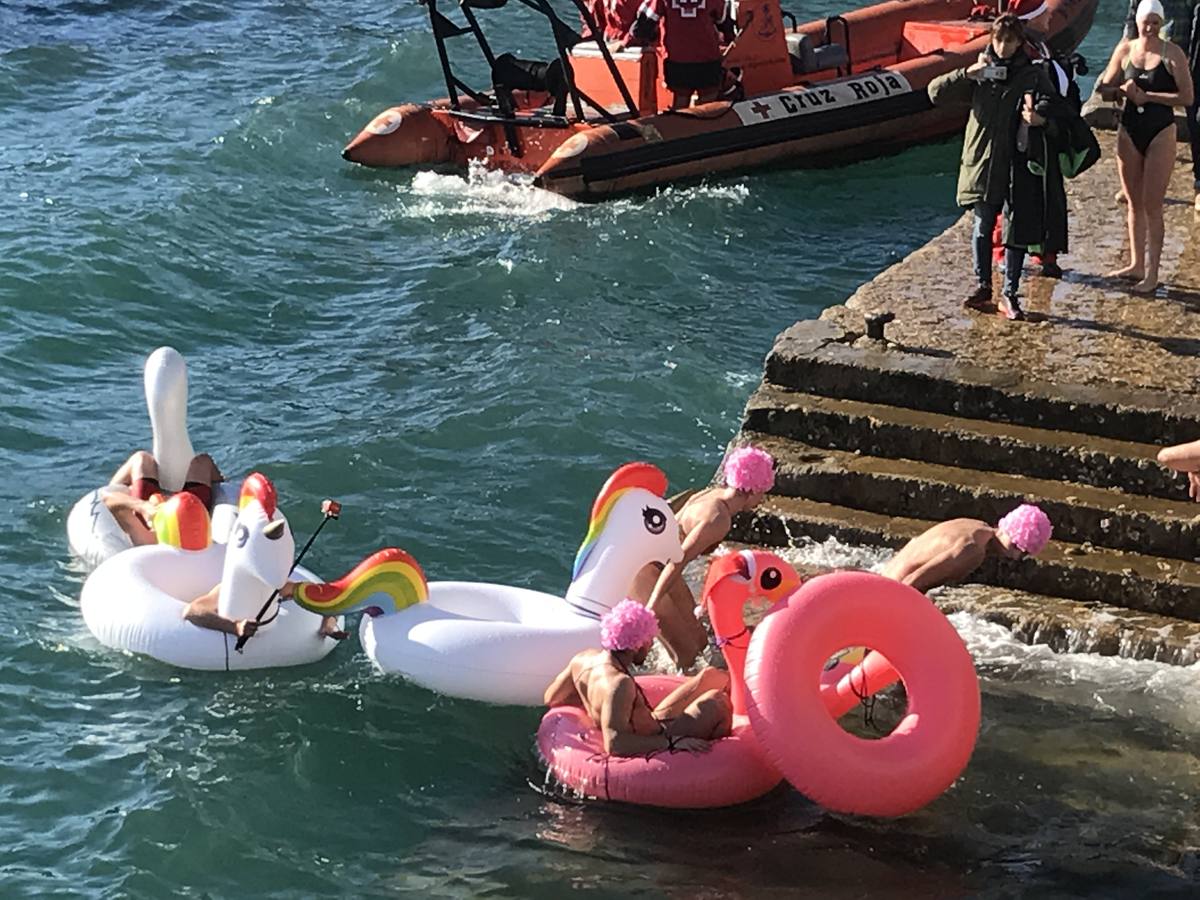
(928, 13, 1057, 320)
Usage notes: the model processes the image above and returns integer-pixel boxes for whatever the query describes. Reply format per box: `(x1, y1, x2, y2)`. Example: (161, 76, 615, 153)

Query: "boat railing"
(823, 15, 852, 76)
(423, 0, 640, 155)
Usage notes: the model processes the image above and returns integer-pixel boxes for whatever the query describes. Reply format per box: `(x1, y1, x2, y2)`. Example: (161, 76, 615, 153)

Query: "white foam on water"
(401, 160, 578, 221)
(675, 535, 1200, 735)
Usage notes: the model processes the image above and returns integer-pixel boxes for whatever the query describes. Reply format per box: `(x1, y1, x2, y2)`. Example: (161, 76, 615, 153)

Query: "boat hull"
(344, 0, 1100, 199)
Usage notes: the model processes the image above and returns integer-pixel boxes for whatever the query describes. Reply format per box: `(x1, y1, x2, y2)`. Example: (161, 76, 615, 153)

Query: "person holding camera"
(929, 13, 1058, 320)
(1012, 0, 1084, 279)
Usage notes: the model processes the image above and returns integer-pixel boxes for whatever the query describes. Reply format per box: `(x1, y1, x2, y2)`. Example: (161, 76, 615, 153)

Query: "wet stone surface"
(821, 132, 1200, 396)
(720, 130, 1200, 663)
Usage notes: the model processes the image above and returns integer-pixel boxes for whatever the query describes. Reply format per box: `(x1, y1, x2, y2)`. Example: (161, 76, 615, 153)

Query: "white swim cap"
(1135, 0, 1164, 24)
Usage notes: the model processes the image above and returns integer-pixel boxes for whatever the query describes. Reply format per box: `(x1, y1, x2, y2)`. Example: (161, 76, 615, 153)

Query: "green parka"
(928, 52, 1055, 209)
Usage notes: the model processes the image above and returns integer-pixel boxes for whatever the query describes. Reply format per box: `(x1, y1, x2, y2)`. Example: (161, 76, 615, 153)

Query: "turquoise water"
(3, 1, 1197, 896)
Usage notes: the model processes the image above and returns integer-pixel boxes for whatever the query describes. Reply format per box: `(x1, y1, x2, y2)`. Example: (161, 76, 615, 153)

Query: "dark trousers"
(972, 201, 1026, 296)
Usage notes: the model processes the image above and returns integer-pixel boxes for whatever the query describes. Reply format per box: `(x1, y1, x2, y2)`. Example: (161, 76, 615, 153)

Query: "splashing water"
(401, 160, 579, 221)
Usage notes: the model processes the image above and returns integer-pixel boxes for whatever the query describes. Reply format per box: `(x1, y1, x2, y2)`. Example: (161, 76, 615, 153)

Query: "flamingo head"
(699, 549, 801, 636)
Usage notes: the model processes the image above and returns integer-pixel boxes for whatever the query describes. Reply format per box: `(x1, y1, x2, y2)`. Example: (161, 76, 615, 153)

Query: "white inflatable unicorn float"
(295, 462, 683, 705)
(66, 347, 242, 570)
(81, 474, 341, 670)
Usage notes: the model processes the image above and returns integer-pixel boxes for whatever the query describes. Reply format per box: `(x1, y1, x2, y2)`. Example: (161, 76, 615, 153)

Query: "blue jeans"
(972, 201, 1025, 296)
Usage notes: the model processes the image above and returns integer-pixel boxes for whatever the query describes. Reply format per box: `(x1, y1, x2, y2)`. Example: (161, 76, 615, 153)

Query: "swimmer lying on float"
(543, 600, 733, 758)
(81, 474, 345, 670)
(540, 551, 983, 816)
(539, 551, 798, 808)
(68, 347, 242, 569)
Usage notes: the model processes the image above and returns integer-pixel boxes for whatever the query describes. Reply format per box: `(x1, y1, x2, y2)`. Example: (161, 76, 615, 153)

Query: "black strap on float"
(234, 498, 342, 654)
(848, 656, 881, 732)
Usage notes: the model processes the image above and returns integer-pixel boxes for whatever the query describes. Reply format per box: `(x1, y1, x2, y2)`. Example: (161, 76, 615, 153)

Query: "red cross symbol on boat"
(750, 101, 772, 120)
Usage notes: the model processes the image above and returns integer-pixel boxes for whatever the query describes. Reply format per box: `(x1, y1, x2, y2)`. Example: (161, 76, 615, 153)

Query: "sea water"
(2, 1, 1195, 896)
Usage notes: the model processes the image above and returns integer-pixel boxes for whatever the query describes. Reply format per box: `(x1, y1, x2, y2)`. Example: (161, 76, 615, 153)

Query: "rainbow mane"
(152, 492, 211, 551)
(293, 547, 428, 617)
(571, 462, 669, 581)
(239, 472, 278, 520)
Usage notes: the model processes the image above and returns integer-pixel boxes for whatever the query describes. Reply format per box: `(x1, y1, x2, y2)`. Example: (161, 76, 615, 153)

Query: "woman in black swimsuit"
(1098, 0, 1195, 294)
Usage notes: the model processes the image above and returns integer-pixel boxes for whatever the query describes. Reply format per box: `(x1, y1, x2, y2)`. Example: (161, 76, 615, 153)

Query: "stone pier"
(723, 130, 1200, 666)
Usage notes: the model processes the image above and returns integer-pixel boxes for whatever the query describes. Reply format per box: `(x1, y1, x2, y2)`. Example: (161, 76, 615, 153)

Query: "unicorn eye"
(234, 524, 249, 548)
(642, 506, 666, 535)
(761, 567, 782, 590)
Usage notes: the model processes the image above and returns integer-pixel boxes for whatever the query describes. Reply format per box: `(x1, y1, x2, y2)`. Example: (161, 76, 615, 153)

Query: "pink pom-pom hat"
(996, 504, 1053, 556)
(600, 600, 660, 651)
(722, 446, 775, 494)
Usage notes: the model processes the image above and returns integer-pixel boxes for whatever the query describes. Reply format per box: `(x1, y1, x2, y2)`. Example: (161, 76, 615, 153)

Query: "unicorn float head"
(564, 462, 683, 619)
(702, 550, 801, 716)
(216, 473, 295, 622)
(144, 346, 195, 492)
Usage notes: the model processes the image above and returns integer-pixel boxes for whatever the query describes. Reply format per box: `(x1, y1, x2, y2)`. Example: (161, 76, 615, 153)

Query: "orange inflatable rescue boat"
(343, 0, 1098, 199)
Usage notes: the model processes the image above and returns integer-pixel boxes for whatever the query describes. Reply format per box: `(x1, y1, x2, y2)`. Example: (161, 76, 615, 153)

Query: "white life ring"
(359, 463, 684, 705)
(80, 474, 342, 671)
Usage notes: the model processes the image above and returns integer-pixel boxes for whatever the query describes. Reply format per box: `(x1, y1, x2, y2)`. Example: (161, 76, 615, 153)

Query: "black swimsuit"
(1120, 58, 1178, 155)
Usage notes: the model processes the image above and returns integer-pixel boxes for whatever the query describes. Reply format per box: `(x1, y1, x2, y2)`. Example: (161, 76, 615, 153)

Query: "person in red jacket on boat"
(610, 0, 730, 108)
(583, 0, 645, 48)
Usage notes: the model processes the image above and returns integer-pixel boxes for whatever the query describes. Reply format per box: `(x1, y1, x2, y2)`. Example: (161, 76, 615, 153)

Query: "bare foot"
(1107, 265, 1144, 280)
(1131, 276, 1159, 295)
(1115, 188, 1127, 204)
(319, 617, 349, 641)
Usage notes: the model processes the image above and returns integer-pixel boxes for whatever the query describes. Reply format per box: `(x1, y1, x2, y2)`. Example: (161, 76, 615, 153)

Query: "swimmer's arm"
(602, 680, 670, 757)
(1157, 438, 1200, 472)
(1096, 41, 1129, 101)
(182, 586, 256, 638)
(102, 492, 157, 529)
(897, 544, 984, 594)
(645, 522, 715, 618)
(544, 665, 579, 707)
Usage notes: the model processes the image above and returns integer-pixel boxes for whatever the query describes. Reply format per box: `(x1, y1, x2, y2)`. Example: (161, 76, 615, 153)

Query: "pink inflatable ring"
(744, 570, 981, 817)
(536, 675, 781, 808)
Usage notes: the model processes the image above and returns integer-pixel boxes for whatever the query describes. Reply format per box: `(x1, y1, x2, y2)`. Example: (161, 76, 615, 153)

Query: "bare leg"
(665, 576, 707, 667)
(109, 450, 158, 487)
(653, 668, 729, 720)
(1109, 130, 1146, 280)
(184, 453, 222, 486)
(629, 563, 706, 669)
(1133, 129, 1176, 294)
(663, 689, 733, 740)
(319, 616, 348, 640)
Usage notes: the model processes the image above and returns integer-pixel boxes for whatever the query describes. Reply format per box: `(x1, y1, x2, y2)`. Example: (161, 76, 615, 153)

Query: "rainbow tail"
(293, 548, 427, 617)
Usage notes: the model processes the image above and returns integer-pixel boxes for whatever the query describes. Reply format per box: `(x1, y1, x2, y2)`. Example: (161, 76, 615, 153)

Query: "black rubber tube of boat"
(234, 499, 341, 653)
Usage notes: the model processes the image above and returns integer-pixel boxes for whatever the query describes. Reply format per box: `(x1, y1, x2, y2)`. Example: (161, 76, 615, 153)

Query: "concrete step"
(744, 383, 1188, 502)
(729, 495, 1200, 623)
(765, 320, 1200, 446)
(744, 432, 1200, 562)
(754, 554, 1200, 667)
